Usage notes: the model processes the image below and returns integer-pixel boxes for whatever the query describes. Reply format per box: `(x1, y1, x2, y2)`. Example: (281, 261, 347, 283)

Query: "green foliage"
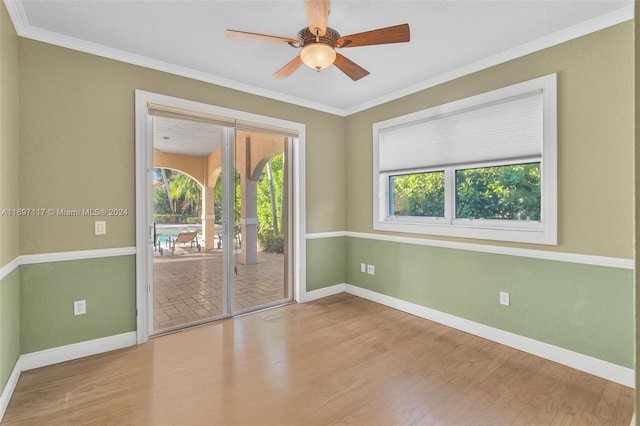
(257, 153, 285, 233)
(390, 163, 541, 221)
(258, 231, 285, 253)
(153, 168, 202, 218)
(153, 214, 201, 224)
(456, 163, 540, 220)
(213, 170, 242, 225)
(155, 152, 288, 250)
(170, 173, 202, 216)
(153, 186, 172, 214)
(392, 171, 445, 217)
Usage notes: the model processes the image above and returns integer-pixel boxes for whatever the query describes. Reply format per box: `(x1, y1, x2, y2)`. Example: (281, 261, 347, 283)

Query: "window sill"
(373, 220, 557, 245)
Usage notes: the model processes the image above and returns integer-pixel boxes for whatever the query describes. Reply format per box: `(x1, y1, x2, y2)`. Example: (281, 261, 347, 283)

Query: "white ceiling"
(6, 0, 634, 116)
(153, 117, 222, 156)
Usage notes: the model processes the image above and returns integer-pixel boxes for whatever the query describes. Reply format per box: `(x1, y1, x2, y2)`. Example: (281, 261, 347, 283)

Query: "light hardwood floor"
(2, 294, 634, 425)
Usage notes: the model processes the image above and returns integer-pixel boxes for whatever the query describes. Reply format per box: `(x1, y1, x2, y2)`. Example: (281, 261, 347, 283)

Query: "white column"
(203, 186, 215, 251)
(240, 178, 258, 265)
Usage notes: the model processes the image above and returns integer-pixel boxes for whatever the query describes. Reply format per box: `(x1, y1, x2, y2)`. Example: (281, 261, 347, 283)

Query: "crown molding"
(344, 4, 634, 115)
(4, 1, 634, 117)
(3, 0, 344, 116)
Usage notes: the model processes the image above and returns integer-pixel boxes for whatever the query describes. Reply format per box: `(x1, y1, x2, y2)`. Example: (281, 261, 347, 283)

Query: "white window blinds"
(147, 103, 299, 138)
(378, 91, 543, 172)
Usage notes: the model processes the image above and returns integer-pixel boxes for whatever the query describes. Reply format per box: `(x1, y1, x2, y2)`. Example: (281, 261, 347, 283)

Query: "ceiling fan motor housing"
(296, 26, 341, 48)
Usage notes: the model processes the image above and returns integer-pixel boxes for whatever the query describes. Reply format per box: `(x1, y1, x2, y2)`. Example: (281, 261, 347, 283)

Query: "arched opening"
(153, 168, 203, 225)
(151, 128, 293, 331)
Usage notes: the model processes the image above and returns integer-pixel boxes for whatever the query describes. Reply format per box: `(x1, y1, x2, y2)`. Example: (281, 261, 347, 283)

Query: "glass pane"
(233, 133, 291, 313)
(152, 166, 225, 333)
(390, 171, 445, 217)
(455, 162, 541, 221)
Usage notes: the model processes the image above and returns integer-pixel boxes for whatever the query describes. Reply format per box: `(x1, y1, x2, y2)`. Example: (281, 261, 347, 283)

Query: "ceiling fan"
(226, 0, 410, 81)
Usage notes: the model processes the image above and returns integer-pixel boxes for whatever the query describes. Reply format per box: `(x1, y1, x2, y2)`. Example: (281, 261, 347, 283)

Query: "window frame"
(387, 167, 447, 222)
(373, 74, 557, 245)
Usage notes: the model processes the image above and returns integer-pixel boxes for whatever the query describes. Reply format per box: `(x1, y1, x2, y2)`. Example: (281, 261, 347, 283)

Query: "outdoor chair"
(171, 231, 201, 254)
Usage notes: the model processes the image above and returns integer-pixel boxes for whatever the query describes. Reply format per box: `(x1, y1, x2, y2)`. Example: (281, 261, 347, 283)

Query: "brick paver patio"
(153, 244, 288, 332)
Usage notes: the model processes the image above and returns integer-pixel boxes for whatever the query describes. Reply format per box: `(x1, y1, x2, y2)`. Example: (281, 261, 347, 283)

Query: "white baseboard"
(0, 331, 136, 423)
(344, 284, 635, 388)
(0, 360, 22, 421)
(300, 283, 346, 303)
(19, 332, 137, 372)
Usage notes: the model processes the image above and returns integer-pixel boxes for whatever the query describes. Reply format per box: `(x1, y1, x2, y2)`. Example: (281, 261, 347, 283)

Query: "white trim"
(3, 1, 342, 117)
(305, 231, 347, 240)
(19, 247, 136, 265)
(1, 247, 137, 282)
(0, 257, 20, 281)
(304, 231, 634, 270)
(135, 90, 306, 341)
(0, 360, 21, 421)
(293, 132, 307, 304)
(344, 284, 634, 388)
(19, 332, 137, 372)
(300, 283, 346, 303)
(373, 74, 557, 246)
(345, 5, 634, 115)
(0, 332, 137, 423)
(4, 0, 632, 116)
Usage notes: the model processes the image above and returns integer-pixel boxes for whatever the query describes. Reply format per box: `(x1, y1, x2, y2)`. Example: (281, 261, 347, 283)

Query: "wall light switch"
(360, 263, 366, 273)
(95, 221, 106, 235)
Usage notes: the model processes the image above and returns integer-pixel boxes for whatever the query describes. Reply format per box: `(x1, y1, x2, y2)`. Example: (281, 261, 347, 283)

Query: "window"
(390, 170, 445, 218)
(373, 74, 557, 245)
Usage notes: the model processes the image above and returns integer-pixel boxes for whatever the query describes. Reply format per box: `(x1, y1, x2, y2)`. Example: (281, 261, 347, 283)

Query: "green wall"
(635, 2, 640, 415)
(345, 22, 634, 259)
(337, 22, 635, 371)
(0, 1, 20, 394)
(20, 256, 136, 353)
(346, 237, 633, 368)
(0, 0, 19, 266)
(306, 237, 346, 291)
(0, 270, 20, 393)
(18, 37, 346, 256)
(13, 37, 346, 355)
(0, 4, 635, 411)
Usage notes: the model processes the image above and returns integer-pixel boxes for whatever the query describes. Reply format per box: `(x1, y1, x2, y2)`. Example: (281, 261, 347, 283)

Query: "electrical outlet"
(367, 264, 375, 275)
(74, 300, 86, 315)
(499, 291, 510, 306)
(360, 263, 366, 273)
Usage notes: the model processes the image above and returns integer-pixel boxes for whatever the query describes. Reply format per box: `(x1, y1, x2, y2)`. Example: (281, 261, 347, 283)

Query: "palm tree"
(170, 173, 202, 217)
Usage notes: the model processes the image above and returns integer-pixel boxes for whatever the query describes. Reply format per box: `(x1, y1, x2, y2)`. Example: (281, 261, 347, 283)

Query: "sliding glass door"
(148, 111, 292, 335)
(151, 118, 229, 334)
(231, 132, 292, 314)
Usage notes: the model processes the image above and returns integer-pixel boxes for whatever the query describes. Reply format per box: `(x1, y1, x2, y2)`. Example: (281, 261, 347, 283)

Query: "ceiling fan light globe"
(300, 43, 336, 71)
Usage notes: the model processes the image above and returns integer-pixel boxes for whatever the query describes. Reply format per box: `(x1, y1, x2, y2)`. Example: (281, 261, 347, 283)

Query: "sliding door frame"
(134, 90, 306, 344)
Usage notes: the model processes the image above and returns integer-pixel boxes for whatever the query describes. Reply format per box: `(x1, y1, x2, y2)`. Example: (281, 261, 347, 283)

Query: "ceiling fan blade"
(274, 55, 304, 78)
(226, 29, 298, 45)
(304, 0, 330, 36)
(333, 53, 369, 81)
(336, 23, 410, 48)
